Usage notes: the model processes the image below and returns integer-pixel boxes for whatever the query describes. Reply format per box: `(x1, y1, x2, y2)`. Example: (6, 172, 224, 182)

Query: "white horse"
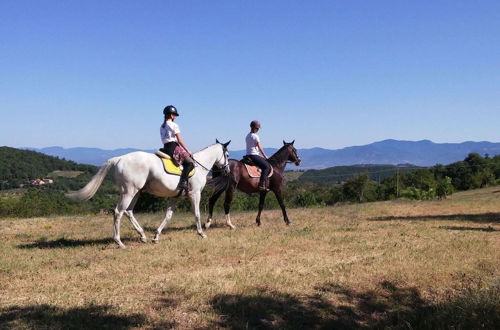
(67, 141, 230, 248)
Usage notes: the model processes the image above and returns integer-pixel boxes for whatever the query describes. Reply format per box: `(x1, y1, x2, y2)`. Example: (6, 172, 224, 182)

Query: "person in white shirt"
(160, 105, 194, 191)
(246, 120, 271, 191)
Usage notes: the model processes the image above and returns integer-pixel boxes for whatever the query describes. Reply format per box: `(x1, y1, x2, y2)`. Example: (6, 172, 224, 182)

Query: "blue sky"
(1, 1, 499, 151)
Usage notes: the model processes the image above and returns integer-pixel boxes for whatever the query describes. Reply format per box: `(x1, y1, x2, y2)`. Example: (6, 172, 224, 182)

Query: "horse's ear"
(216, 138, 220, 144)
(291, 140, 295, 145)
(283, 140, 287, 145)
(223, 140, 231, 148)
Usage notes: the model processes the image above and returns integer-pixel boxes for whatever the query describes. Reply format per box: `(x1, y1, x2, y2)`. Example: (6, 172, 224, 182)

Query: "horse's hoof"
(228, 225, 236, 230)
(200, 233, 208, 239)
(115, 239, 127, 249)
(140, 237, 148, 243)
(286, 221, 292, 226)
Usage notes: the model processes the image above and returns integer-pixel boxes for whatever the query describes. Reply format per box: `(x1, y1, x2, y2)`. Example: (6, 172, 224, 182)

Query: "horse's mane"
(268, 145, 289, 166)
(194, 143, 218, 154)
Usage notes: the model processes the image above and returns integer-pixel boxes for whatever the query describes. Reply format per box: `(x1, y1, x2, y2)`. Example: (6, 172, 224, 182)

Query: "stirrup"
(176, 182, 189, 197)
(177, 181, 188, 190)
(258, 183, 269, 192)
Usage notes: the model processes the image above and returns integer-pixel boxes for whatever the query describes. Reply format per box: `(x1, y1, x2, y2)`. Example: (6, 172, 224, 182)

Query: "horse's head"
(283, 140, 301, 166)
(215, 139, 231, 175)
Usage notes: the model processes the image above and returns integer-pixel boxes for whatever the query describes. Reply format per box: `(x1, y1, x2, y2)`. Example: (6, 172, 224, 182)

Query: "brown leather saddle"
(240, 155, 273, 178)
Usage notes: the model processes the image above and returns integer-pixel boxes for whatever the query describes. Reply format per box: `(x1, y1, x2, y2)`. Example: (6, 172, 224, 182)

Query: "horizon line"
(12, 138, 500, 152)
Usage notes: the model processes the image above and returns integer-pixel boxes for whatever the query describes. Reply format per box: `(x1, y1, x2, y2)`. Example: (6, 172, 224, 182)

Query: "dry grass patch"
(0, 187, 499, 329)
(49, 170, 85, 178)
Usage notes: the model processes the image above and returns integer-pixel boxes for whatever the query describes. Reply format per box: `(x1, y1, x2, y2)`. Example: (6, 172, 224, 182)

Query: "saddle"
(240, 155, 273, 178)
(155, 150, 195, 177)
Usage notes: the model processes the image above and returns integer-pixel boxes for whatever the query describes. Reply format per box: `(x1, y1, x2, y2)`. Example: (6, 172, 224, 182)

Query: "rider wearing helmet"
(246, 120, 271, 191)
(161, 105, 194, 191)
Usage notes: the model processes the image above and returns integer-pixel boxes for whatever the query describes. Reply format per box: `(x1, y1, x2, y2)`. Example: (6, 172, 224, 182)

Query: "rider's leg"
(249, 155, 271, 190)
(177, 157, 194, 190)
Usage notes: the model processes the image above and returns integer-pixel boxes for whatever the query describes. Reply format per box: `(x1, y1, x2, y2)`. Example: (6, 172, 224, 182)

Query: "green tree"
(436, 176, 454, 199)
(343, 173, 369, 202)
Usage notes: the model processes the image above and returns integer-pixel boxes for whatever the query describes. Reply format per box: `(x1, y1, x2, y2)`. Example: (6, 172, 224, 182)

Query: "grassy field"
(0, 187, 499, 329)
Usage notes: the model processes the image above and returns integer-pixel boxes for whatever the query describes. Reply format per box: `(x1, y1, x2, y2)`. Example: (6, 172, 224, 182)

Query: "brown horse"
(205, 141, 301, 229)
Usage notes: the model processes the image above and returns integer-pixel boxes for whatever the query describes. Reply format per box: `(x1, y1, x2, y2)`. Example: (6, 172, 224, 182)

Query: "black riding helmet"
(163, 105, 179, 117)
(250, 120, 261, 129)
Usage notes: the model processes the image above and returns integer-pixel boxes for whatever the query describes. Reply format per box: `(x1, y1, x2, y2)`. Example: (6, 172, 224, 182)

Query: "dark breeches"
(163, 142, 194, 176)
(248, 155, 271, 181)
(163, 142, 177, 156)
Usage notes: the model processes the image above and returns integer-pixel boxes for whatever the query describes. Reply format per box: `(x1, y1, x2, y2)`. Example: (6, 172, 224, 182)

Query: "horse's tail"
(66, 157, 119, 201)
(210, 174, 231, 195)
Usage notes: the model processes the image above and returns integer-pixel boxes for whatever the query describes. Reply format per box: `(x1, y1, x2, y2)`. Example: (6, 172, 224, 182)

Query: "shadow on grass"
(17, 224, 199, 249)
(438, 225, 497, 232)
(208, 281, 499, 329)
(0, 304, 146, 329)
(17, 237, 133, 249)
(370, 212, 500, 223)
(143, 224, 196, 233)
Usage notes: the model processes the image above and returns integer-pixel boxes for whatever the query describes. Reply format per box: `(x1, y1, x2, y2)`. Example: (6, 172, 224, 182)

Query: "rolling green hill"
(0, 147, 119, 218)
(0, 146, 96, 190)
(295, 164, 420, 185)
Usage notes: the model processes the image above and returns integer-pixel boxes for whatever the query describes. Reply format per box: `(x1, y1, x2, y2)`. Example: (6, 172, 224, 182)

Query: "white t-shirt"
(160, 120, 180, 144)
(246, 132, 261, 155)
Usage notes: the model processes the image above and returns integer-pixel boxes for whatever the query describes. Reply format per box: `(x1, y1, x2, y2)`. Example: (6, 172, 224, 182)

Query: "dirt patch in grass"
(49, 170, 84, 178)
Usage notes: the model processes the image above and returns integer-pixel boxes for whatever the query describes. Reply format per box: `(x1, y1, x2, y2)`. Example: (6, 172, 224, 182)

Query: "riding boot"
(258, 177, 269, 191)
(177, 161, 194, 191)
(177, 173, 188, 191)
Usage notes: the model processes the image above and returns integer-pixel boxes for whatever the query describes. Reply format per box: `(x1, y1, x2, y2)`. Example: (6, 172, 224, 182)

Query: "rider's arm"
(176, 133, 192, 155)
(257, 142, 268, 159)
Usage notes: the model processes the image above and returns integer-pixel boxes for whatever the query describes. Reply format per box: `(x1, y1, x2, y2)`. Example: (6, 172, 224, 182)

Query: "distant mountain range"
(27, 139, 500, 169)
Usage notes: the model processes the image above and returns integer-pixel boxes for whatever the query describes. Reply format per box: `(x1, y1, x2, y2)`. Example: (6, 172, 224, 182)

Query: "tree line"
(0, 150, 499, 218)
(281, 152, 500, 207)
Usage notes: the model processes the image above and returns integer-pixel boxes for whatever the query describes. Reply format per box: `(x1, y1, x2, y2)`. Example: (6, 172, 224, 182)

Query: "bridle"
(286, 146, 301, 164)
(192, 145, 229, 173)
(215, 147, 230, 174)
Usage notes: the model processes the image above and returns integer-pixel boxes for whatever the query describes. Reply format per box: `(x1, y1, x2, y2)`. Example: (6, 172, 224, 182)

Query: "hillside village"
(27, 178, 54, 186)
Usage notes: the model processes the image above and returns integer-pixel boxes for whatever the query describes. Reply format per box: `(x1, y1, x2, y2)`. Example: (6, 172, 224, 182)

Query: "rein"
(191, 156, 211, 171)
(192, 146, 229, 173)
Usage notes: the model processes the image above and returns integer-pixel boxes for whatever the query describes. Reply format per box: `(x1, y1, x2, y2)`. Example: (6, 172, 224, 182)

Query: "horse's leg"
(113, 192, 136, 249)
(255, 191, 267, 226)
(205, 188, 225, 229)
(190, 191, 207, 238)
(224, 186, 236, 229)
(273, 188, 291, 225)
(153, 198, 177, 243)
(124, 192, 147, 243)
(113, 211, 126, 249)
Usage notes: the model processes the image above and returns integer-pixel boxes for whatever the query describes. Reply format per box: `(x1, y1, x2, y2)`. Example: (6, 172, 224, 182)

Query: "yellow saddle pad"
(156, 151, 195, 177)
